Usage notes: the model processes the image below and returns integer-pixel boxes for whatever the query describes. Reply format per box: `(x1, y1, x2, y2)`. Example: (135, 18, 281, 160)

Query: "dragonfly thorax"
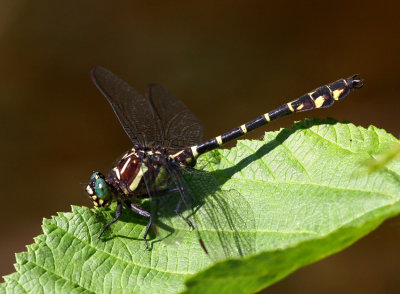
(109, 146, 159, 196)
(86, 145, 196, 208)
(109, 145, 190, 200)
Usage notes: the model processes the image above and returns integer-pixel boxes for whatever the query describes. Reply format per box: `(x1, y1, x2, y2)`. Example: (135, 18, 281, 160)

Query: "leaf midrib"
(220, 177, 397, 201)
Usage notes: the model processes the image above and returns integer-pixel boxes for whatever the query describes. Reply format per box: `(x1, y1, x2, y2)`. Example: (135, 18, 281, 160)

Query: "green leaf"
(364, 142, 400, 172)
(3, 119, 400, 294)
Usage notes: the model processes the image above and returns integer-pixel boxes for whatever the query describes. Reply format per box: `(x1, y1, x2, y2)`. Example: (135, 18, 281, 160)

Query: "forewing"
(146, 84, 204, 150)
(91, 67, 162, 145)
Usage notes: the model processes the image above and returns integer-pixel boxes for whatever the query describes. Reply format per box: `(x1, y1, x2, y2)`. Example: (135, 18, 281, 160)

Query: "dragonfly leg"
(137, 187, 179, 198)
(98, 200, 123, 239)
(125, 200, 152, 250)
(175, 198, 194, 230)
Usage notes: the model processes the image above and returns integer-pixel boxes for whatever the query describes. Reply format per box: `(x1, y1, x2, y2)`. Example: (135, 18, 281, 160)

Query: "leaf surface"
(3, 119, 400, 294)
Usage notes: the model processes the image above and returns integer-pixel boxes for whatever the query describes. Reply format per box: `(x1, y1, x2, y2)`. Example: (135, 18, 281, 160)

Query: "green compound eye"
(87, 172, 112, 207)
(94, 177, 111, 200)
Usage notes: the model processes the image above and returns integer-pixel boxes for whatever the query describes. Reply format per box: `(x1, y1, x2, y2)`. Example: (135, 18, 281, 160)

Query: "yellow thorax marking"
(191, 146, 198, 158)
(129, 164, 149, 191)
(120, 157, 131, 174)
(113, 167, 121, 180)
(170, 150, 184, 159)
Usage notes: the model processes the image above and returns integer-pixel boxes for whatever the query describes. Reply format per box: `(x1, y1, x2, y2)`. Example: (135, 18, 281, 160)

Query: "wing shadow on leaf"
(205, 118, 344, 184)
(154, 167, 257, 261)
(153, 118, 342, 260)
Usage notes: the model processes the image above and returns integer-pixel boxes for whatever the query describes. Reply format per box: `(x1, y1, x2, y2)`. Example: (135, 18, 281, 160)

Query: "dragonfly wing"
(146, 84, 204, 150)
(91, 67, 162, 146)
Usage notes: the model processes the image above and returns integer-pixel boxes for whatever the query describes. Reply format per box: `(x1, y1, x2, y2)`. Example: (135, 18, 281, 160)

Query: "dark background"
(1, 1, 400, 293)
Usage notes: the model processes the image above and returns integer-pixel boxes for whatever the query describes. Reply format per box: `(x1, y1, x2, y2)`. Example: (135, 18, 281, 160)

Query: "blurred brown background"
(1, 1, 400, 293)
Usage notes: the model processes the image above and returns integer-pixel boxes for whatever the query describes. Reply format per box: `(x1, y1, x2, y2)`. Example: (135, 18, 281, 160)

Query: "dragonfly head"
(86, 172, 113, 207)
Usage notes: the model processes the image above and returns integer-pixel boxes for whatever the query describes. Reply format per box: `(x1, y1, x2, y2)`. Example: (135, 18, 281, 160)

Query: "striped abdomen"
(172, 74, 363, 162)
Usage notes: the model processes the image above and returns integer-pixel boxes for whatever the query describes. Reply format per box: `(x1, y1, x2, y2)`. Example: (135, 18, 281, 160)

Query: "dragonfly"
(85, 66, 363, 257)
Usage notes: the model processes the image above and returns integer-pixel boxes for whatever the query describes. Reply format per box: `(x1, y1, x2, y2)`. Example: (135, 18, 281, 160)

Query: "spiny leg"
(125, 200, 152, 250)
(98, 200, 123, 239)
(161, 159, 196, 229)
(175, 198, 194, 229)
(136, 187, 179, 198)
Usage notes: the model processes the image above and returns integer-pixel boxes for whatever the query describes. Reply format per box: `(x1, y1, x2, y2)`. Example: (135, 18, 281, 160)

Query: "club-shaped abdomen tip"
(348, 74, 364, 89)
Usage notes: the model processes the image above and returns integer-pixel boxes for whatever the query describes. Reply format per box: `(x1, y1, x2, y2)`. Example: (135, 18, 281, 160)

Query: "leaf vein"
(241, 142, 278, 181)
(307, 128, 357, 154)
(52, 220, 192, 276)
